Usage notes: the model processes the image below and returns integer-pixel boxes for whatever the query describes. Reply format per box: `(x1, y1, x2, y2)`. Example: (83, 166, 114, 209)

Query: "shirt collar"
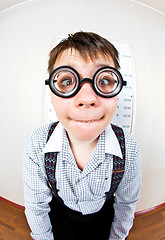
(43, 122, 123, 159)
(105, 124, 123, 158)
(43, 122, 63, 153)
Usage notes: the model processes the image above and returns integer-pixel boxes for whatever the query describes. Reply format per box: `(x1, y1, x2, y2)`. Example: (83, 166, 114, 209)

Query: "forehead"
(54, 48, 115, 69)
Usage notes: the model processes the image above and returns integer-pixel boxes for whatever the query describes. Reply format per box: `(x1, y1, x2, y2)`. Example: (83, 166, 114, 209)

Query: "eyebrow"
(95, 63, 112, 69)
(66, 63, 112, 71)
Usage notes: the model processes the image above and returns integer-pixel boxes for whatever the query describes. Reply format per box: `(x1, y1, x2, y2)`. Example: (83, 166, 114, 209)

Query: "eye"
(98, 75, 116, 87)
(96, 71, 118, 93)
(57, 76, 75, 92)
(52, 71, 77, 93)
(59, 78, 73, 86)
(99, 78, 111, 86)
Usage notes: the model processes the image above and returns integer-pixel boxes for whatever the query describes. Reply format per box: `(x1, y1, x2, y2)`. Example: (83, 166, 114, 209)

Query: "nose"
(74, 82, 99, 108)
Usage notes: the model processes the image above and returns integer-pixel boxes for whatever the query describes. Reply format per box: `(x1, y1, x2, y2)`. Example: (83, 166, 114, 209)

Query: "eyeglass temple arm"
(45, 79, 49, 85)
(123, 80, 127, 86)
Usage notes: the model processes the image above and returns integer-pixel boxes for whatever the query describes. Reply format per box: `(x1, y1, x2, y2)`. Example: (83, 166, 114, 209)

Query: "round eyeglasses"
(45, 65, 127, 98)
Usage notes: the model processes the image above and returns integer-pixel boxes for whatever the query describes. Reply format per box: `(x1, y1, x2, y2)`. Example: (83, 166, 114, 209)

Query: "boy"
(23, 31, 141, 240)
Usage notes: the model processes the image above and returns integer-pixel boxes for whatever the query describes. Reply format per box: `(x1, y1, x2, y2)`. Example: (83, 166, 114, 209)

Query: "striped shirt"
(23, 122, 141, 240)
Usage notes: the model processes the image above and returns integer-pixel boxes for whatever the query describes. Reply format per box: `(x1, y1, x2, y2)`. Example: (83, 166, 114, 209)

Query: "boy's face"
(51, 49, 118, 144)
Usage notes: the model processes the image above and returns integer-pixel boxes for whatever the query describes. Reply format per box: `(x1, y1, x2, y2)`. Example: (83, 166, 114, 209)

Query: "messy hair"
(48, 31, 120, 75)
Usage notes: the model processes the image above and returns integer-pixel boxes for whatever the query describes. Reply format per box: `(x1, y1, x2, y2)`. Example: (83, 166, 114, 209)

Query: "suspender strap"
(105, 124, 125, 201)
(45, 122, 125, 201)
(45, 122, 64, 203)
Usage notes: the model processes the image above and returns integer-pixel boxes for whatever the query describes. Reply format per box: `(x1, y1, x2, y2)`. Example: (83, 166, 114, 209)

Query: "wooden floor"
(0, 198, 32, 240)
(127, 204, 165, 240)
(0, 198, 165, 240)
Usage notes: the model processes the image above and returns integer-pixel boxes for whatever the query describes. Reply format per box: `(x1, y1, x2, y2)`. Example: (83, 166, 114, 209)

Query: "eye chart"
(46, 37, 134, 132)
(111, 40, 134, 132)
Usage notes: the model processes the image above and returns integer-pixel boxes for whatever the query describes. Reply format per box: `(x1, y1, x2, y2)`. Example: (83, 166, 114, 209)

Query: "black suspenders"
(45, 122, 125, 201)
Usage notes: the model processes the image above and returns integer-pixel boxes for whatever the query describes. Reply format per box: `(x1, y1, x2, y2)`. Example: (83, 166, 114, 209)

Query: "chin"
(71, 127, 103, 142)
(63, 118, 109, 142)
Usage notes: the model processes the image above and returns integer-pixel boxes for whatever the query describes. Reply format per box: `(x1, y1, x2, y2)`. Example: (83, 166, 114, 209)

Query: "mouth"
(72, 117, 103, 123)
(76, 119, 98, 123)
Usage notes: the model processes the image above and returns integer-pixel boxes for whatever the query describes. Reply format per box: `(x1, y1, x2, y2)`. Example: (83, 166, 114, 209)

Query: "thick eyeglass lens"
(95, 70, 118, 94)
(51, 69, 78, 94)
(47, 66, 125, 98)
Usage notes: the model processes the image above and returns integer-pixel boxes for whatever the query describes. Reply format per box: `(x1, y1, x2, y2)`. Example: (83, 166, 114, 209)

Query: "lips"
(72, 117, 104, 123)
(77, 119, 98, 123)
(68, 114, 104, 124)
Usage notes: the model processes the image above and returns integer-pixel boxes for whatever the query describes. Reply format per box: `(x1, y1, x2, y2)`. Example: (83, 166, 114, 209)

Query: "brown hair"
(48, 31, 120, 75)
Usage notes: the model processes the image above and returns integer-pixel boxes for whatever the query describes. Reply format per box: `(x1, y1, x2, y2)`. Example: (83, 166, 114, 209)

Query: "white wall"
(0, 0, 165, 211)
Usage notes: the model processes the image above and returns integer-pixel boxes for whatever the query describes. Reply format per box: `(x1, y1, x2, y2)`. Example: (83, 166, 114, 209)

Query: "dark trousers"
(49, 196, 114, 240)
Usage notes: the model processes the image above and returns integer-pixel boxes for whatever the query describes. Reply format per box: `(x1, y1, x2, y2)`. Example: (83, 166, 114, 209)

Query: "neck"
(67, 134, 99, 170)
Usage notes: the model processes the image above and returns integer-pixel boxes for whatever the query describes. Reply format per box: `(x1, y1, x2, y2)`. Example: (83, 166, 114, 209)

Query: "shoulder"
(111, 124, 140, 152)
(123, 128, 139, 145)
(122, 128, 141, 173)
(25, 123, 53, 155)
(27, 123, 52, 141)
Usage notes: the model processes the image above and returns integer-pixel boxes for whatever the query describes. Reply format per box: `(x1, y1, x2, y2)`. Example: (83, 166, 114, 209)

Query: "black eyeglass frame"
(45, 65, 127, 98)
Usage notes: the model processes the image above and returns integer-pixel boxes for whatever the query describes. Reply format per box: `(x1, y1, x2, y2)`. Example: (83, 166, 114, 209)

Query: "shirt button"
(76, 179, 80, 184)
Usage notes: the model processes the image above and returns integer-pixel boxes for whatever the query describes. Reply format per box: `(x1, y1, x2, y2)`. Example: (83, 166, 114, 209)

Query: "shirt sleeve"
(23, 132, 54, 240)
(109, 137, 141, 240)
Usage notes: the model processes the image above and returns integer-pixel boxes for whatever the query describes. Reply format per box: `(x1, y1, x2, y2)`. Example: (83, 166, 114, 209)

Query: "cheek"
(50, 93, 70, 119)
(102, 98, 118, 124)
(103, 97, 118, 115)
(51, 94, 62, 117)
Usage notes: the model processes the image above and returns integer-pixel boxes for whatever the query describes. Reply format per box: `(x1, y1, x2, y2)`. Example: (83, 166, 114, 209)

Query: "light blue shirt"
(23, 123, 141, 240)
